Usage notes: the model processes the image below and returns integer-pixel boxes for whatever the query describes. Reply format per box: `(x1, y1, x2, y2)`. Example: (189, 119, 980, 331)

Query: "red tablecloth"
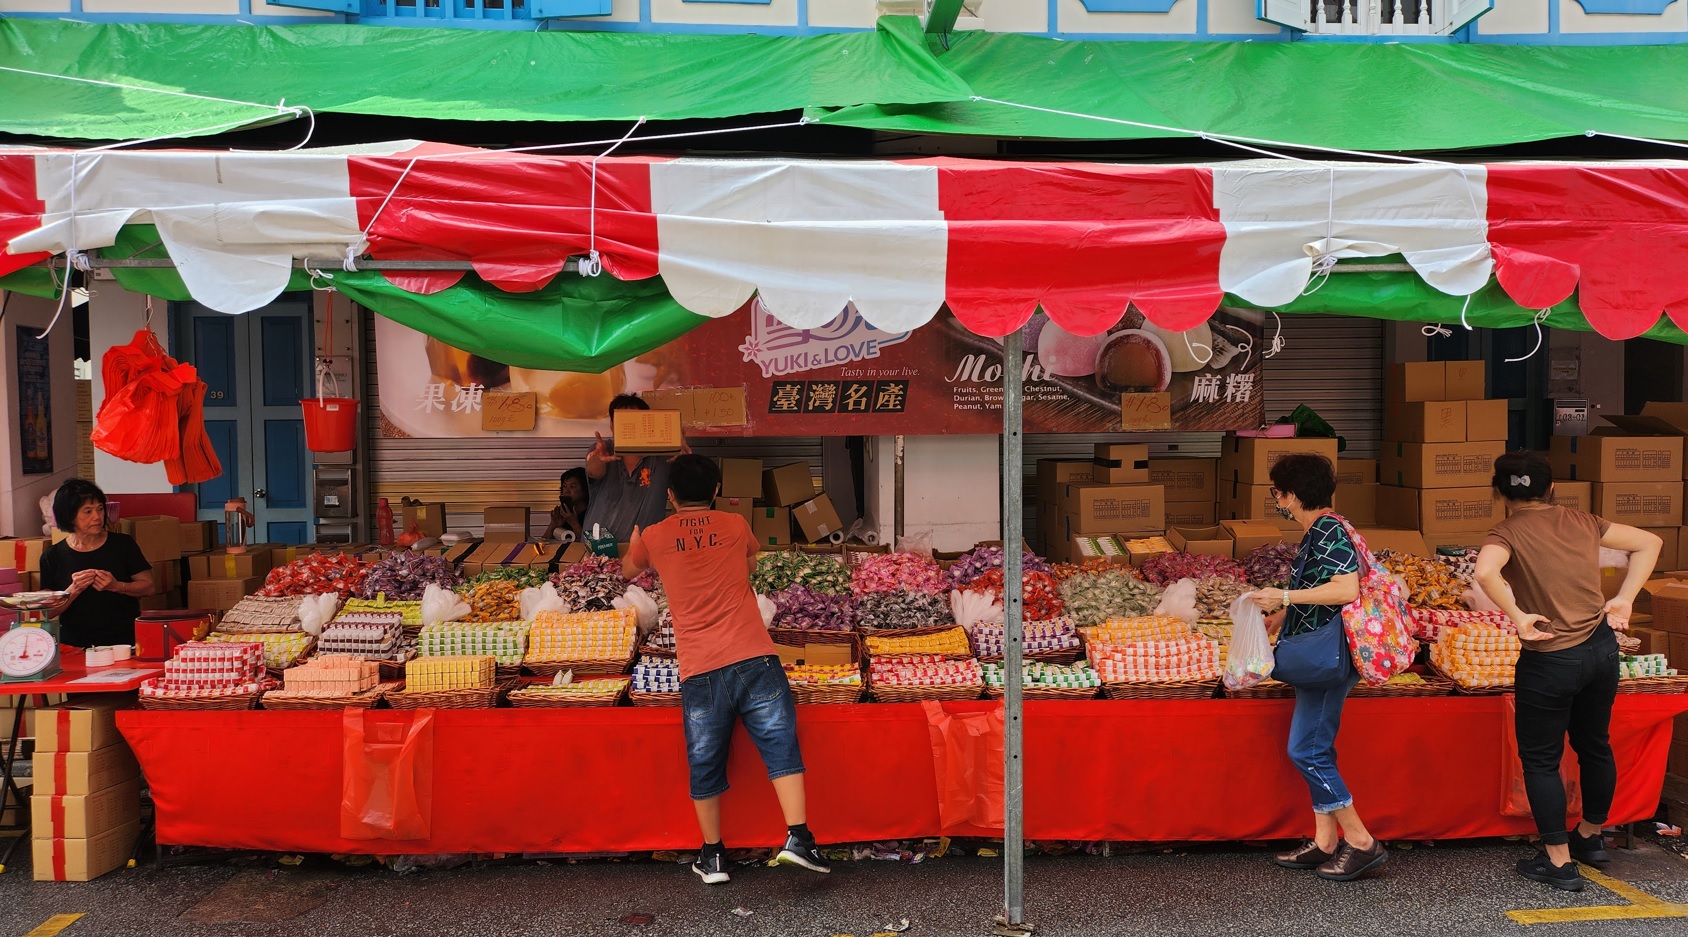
(0, 647, 159, 697)
(117, 695, 1688, 855)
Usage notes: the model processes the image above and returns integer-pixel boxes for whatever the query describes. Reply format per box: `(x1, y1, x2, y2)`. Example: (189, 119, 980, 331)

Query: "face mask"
(1277, 504, 1295, 520)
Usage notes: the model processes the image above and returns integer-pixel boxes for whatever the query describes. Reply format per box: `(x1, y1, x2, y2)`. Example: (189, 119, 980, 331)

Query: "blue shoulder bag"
(1272, 528, 1351, 690)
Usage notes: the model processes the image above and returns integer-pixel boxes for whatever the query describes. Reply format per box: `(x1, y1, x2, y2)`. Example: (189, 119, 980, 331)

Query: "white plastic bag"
(756, 594, 778, 629)
(613, 585, 660, 635)
(421, 583, 472, 627)
(1223, 593, 1274, 691)
(949, 589, 1004, 633)
(518, 583, 568, 621)
(1154, 578, 1200, 625)
(297, 593, 340, 637)
(1600, 547, 1630, 570)
(896, 530, 934, 559)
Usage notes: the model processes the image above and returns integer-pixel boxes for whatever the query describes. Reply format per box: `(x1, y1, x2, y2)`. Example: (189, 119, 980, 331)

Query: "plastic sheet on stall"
(1500, 695, 1582, 820)
(921, 701, 1004, 832)
(341, 709, 435, 841)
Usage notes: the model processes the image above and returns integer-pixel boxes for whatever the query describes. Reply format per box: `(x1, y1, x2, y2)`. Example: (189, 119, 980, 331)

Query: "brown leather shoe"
(1273, 840, 1336, 870)
(1316, 840, 1389, 881)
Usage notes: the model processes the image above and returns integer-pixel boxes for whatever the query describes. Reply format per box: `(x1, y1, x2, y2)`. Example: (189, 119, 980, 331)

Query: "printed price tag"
(1120, 392, 1172, 432)
(481, 391, 537, 432)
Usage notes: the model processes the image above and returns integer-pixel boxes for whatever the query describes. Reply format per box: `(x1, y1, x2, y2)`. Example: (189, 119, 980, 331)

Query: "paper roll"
(861, 530, 881, 546)
(558, 530, 578, 544)
(828, 531, 846, 545)
(84, 647, 115, 668)
(111, 644, 132, 661)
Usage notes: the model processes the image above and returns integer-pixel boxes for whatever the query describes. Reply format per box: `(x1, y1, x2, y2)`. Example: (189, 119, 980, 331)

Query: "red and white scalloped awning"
(5, 148, 1688, 340)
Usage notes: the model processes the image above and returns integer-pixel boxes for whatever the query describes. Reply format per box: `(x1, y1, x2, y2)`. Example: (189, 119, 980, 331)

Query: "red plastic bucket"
(301, 397, 360, 452)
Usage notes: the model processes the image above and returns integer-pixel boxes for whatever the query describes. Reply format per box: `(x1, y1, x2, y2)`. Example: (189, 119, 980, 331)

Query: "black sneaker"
(774, 833, 831, 874)
(1517, 852, 1584, 892)
(1569, 829, 1611, 867)
(692, 849, 730, 885)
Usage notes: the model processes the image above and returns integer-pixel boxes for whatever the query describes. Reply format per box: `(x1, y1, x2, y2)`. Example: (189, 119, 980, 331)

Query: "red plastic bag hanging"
(1500, 695, 1582, 819)
(922, 701, 1005, 831)
(341, 709, 435, 841)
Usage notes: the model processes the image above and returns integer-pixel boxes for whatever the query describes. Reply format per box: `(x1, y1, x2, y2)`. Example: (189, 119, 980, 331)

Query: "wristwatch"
(1282, 589, 1292, 608)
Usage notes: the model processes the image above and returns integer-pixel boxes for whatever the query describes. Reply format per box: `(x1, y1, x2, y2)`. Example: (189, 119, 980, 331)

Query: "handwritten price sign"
(482, 391, 537, 432)
(1119, 392, 1172, 432)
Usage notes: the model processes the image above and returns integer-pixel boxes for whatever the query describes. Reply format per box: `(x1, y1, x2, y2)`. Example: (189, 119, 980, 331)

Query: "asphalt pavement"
(2, 834, 1687, 937)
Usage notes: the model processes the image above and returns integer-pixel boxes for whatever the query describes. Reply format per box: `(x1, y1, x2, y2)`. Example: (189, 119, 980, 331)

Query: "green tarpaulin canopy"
(0, 17, 971, 140)
(813, 32, 1688, 151)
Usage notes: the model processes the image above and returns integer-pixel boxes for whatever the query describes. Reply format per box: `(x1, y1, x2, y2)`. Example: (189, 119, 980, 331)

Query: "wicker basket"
(1223, 679, 1296, 700)
(525, 653, 635, 678)
(790, 683, 864, 704)
(1429, 663, 1514, 696)
(628, 690, 682, 707)
(1616, 674, 1688, 695)
(770, 628, 862, 664)
(508, 682, 630, 709)
(1348, 674, 1458, 698)
(869, 682, 982, 703)
(385, 678, 518, 710)
(261, 686, 387, 711)
(1102, 679, 1218, 701)
(983, 684, 1099, 701)
(139, 684, 271, 711)
(979, 646, 1085, 666)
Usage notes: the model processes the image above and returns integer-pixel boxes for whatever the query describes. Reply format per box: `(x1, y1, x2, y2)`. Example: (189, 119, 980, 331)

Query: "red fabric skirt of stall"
(117, 696, 1688, 856)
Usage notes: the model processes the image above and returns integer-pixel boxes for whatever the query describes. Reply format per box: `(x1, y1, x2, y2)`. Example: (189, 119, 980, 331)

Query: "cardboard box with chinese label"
(1057, 484, 1165, 537)
(33, 820, 141, 882)
(1376, 486, 1504, 534)
(794, 495, 844, 543)
(1220, 520, 1283, 560)
(1541, 481, 1594, 515)
(482, 507, 531, 540)
(1218, 437, 1340, 485)
(1444, 361, 1487, 401)
(401, 501, 449, 539)
(186, 576, 261, 612)
(1380, 441, 1506, 489)
(612, 408, 684, 454)
(717, 458, 763, 500)
(119, 515, 182, 562)
(763, 462, 814, 508)
(1165, 502, 1219, 527)
(1037, 460, 1095, 505)
(753, 507, 791, 548)
(1148, 458, 1218, 504)
(1551, 434, 1682, 483)
(1385, 400, 1467, 444)
(1592, 483, 1684, 528)
(1218, 481, 1297, 532)
(1336, 459, 1378, 489)
(1092, 443, 1150, 485)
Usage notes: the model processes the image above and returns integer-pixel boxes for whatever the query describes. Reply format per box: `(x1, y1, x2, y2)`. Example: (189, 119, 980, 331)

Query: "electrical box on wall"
(314, 467, 355, 519)
(1553, 399, 1590, 437)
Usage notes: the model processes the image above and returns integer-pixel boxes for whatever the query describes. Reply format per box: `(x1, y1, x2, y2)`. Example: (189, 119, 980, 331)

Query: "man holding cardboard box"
(38, 480, 153, 648)
(583, 395, 687, 543)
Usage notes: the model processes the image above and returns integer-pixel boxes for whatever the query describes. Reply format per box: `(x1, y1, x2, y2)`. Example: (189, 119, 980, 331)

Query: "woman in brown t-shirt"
(1473, 451, 1662, 893)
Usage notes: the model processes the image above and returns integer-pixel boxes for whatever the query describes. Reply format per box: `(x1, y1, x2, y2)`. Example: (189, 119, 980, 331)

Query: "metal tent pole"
(997, 328, 1031, 935)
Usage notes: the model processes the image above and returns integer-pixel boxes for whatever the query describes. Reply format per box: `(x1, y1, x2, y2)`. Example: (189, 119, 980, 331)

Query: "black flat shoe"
(1569, 829, 1610, 867)
(1517, 852, 1584, 892)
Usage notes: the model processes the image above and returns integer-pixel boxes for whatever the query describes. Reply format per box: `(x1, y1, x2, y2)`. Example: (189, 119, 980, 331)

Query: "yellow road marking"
(1507, 864, 1688, 925)
(21, 914, 85, 937)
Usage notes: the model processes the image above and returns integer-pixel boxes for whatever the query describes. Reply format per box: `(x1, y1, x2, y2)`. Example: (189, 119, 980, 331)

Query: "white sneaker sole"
(775, 849, 831, 874)
(692, 864, 730, 885)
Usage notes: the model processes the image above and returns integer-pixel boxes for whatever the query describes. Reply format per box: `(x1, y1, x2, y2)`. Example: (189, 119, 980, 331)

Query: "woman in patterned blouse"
(1249, 453, 1387, 882)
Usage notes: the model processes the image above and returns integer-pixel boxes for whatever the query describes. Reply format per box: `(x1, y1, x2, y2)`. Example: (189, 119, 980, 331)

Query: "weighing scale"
(0, 592, 67, 683)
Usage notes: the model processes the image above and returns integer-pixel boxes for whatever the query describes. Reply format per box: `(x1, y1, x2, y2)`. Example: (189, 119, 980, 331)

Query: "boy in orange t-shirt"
(622, 454, 827, 885)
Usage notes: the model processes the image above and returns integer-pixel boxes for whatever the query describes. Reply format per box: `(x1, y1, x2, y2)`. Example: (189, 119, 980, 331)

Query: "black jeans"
(1513, 624, 1620, 845)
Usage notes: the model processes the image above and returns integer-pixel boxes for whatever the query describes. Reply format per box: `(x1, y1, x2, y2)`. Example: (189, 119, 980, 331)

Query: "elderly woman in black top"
(38, 479, 152, 648)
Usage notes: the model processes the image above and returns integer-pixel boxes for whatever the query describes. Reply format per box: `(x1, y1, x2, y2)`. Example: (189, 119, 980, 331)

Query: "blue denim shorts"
(680, 655, 805, 800)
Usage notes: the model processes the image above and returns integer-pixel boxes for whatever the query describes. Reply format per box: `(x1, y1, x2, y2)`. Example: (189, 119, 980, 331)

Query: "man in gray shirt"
(583, 395, 684, 543)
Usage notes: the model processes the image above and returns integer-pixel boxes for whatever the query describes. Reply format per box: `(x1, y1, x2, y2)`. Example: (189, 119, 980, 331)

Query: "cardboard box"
(1057, 484, 1166, 537)
(1037, 460, 1095, 504)
(1386, 361, 1446, 403)
(1674, 632, 1688, 676)
(31, 777, 142, 841)
(402, 501, 449, 539)
(1218, 437, 1340, 485)
(463, 540, 545, 577)
(178, 520, 218, 554)
(612, 408, 684, 454)
(1466, 399, 1509, 443)
(1551, 435, 1683, 483)
(0, 778, 29, 823)
(763, 462, 814, 508)
(1420, 530, 1496, 551)
(188, 548, 274, 581)
(33, 697, 131, 753)
(32, 820, 141, 882)
(1165, 502, 1219, 527)
(1385, 400, 1467, 444)
(33, 745, 140, 798)
(1336, 459, 1378, 489)
(714, 497, 756, 526)
(1221, 520, 1283, 560)
(752, 507, 791, 547)
(1168, 526, 1232, 559)
(1354, 528, 1431, 557)
(119, 515, 182, 562)
(794, 495, 845, 543)
(1339, 485, 1378, 527)
(185, 576, 260, 612)
(1380, 441, 1507, 489)
(1646, 529, 1682, 581)
(1147, 458, 1218, 503)
(483, 506, 532, 540)
(1376, 486, 1504, 533)
(1217, 481, 1298, 532)
(0, 536, 49, 573)
(1593, 483, 1684, 528)
(1444, 360, 1487, 400)
(1067, 535, 1133, 568)
(1548, 481, 1594, 515)
(717, 458, 763, 499)
(1092, 443, 1150, 485)
(1631, 626, 1668, 658)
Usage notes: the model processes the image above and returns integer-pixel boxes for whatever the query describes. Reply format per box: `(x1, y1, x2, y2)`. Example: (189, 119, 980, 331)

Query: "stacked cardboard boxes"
(1033, 459, 1094, 555)
(1151, 458, 1218, 528)
(1217, 436, 1341, 536)
(1559, 403, 1688, 566)
(0, 536, 51, 592)
(1376, 361, 1507, 550)
(31, 697, 142, 881)
(1643, 584, 1688, 777)
(1043, 444, 1165, 563)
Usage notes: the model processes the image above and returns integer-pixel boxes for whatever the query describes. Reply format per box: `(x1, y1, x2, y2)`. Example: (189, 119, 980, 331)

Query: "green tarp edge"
(811, 32, 1688, 150)
(0, 267, 62, 300)
(0, 17, 972, 140)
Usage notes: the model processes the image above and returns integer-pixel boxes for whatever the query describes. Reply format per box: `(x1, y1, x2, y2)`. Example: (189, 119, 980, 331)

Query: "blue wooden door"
(176, 296, 315, 546)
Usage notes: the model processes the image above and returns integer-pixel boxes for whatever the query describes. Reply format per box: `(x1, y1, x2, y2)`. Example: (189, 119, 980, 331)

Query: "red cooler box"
(134, 610, 214, 661)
